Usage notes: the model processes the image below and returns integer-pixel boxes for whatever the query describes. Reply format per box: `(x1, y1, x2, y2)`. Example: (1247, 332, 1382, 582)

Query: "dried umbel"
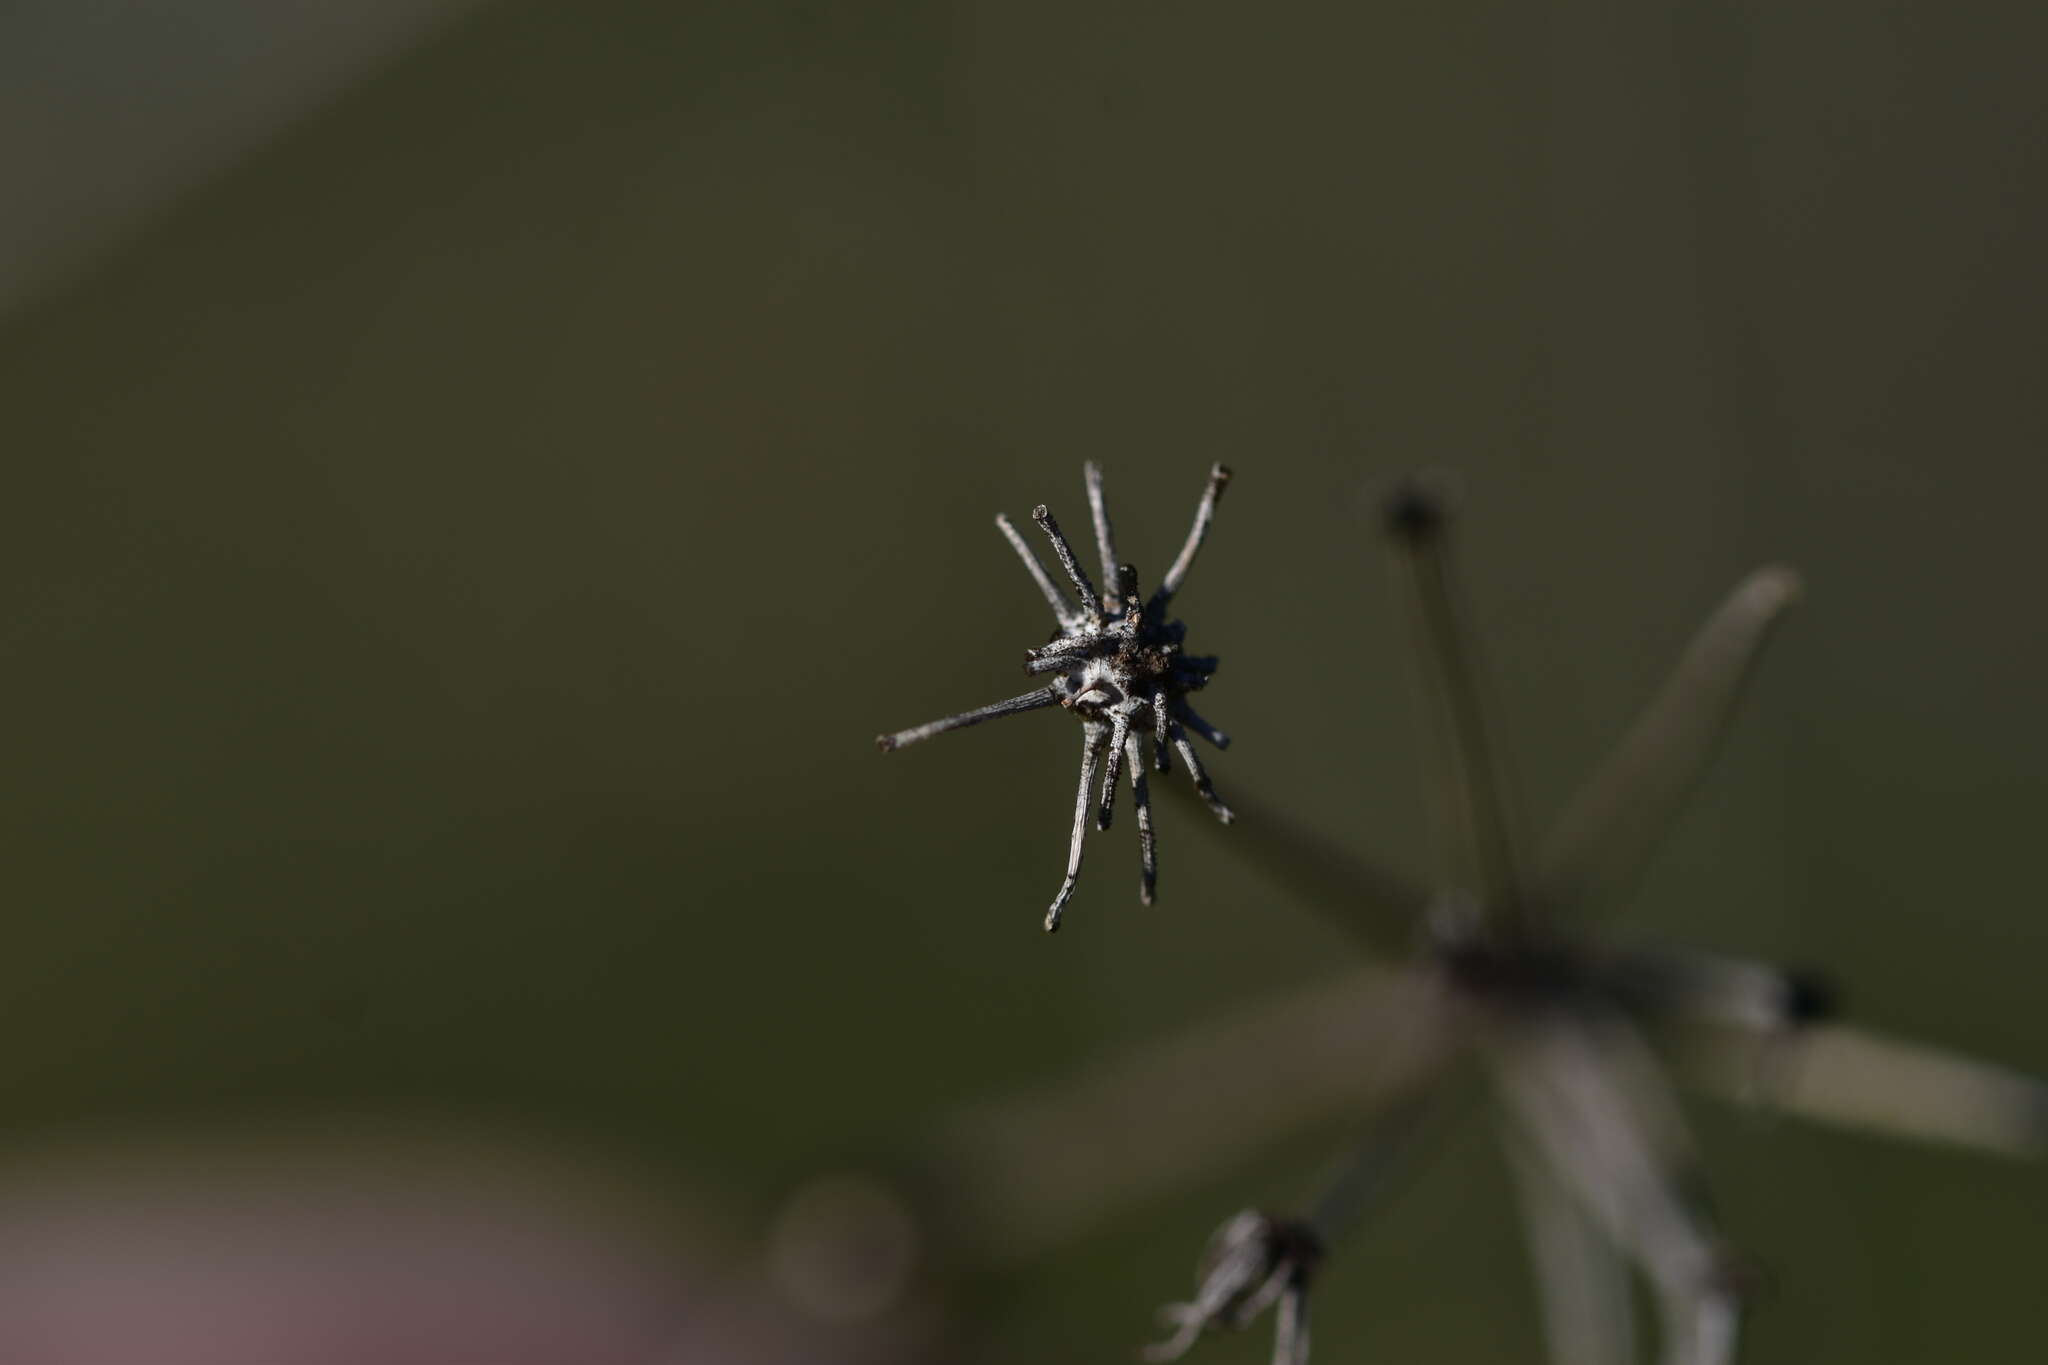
(1131, 482, 1805, 1365)
(877, 462, 1235, 931)
(858, 472, 2045, 1365)
(1143, 1211, 1321, 1365)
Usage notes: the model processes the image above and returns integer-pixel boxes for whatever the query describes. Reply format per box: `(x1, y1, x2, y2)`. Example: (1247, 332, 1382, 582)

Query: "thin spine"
(1032, 505, 1101, 619)
(1305, 1090, 1440, 1242)
(1140, 1213, 1272, 1363)
(996, 512, 1074, 624)
(1506, 1138, 1637, 1365)
(1046, 721, 1107, 931)
(1098, 707, 1133, 830)
(1172, 719, 1235, 823)
(1153, 462, 1233, 609)
(876, 687, 1060, 751)
(1153, 689, 1174, 774)
(1680, 1022, 2048, 1158)
(1027, 652, 1092, 676)
(1233, 1261, 1294, 1328)
(1270, 1288, 1310, 1365)
(1154, 773, 1432, 955)
(1536, 564, 1802, 917)
(1083, 459, 1121, 594)
(1026, 633, 1098, 664)
(1127, 729, 1156, 904)
(1491, 1020, 1738, 1365)
(1140, 1310, 1204, 1363)
(1386, 484, 1528, 922)
(1174, 699, 1233, 749)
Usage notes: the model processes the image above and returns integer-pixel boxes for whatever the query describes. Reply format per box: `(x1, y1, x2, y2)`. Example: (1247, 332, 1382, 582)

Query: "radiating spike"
(1506, 1135, 1638, 1365)
(1538, 565, 1802, 918)
(1303, 1082, 1446, 1247)
(996, 513, 1074, 624)
(1491, 1017, 1740, 1365)
(1098, 707, 1133, 830)
(1084, 460, 1121, 594)
(1174, 699, 1233, 749)
(1271, 1288, 1310, 1365)
(876, 687, 1060, 751)
(1026, 633, 1098, 663)
(1153, 462, 1233, 609)
(1127, 730, 1157, 904)
(1046, 722, 1107, 931)
(1233, 1259, 1294, 1326)
(1384, 479, 1527, 919)
(1153, 689, 1174, 773)
(1026, 652, 1090, 676)
(1033, 504, 1101, 619)
(1171, 720, 1235, 824)
(1154, 778, 1431, 955)
(1140, 1307, 1204, 1363)
(1681, 1023, 2048, 1159)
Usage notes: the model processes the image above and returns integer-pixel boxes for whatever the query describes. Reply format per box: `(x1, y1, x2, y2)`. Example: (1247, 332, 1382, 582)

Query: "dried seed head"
(877, 463, 1237, 931)
(1143, 1210, 1322, 1365)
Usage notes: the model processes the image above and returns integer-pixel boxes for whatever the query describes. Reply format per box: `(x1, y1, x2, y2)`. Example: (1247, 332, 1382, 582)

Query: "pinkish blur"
(0, 1118, 820, 1365)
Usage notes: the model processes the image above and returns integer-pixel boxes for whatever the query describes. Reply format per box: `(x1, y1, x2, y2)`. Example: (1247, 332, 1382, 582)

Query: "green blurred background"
(2, 1, 2044, 1361)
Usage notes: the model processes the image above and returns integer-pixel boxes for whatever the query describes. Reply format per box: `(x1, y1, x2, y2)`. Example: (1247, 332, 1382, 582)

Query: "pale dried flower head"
(1142, 1210, 1321, 1365)
(877, 462, 1236, 931)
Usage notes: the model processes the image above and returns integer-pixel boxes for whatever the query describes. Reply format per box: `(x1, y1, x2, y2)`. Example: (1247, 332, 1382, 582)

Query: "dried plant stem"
(876, 687, 1059, 751)
(1386, 489, 1528, 920)
(1539, 566, 1801, 915)
(1154, 463, 1233, 609)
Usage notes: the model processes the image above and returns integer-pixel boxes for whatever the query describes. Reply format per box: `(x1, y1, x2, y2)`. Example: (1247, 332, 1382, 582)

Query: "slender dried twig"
(1490, 1019, 1738, 1365)
(1174, 700, 1232, 749)
(1158, 778, 1431, 955)
(1507, 1139, 1638, 1365)
(1385, 482, 1528, 919)
(1049, 722, 1109, 932)
(1538, 565, 1802, 917)
(1127, 730, 1158, 904)
(875, 688, 1059, 752)
(1680, 1023, 2048, 1158)
(996, 512, 1075, 625)
(1153, 463, 1233, 610)
(1169, 720, 1233, 823)
(1084, 459, 1121, 592)
(1033, 504, 1101, 620)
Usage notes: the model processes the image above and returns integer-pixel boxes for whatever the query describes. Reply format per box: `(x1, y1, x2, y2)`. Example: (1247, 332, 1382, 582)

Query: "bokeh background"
(3, 1, 2045, 1361)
